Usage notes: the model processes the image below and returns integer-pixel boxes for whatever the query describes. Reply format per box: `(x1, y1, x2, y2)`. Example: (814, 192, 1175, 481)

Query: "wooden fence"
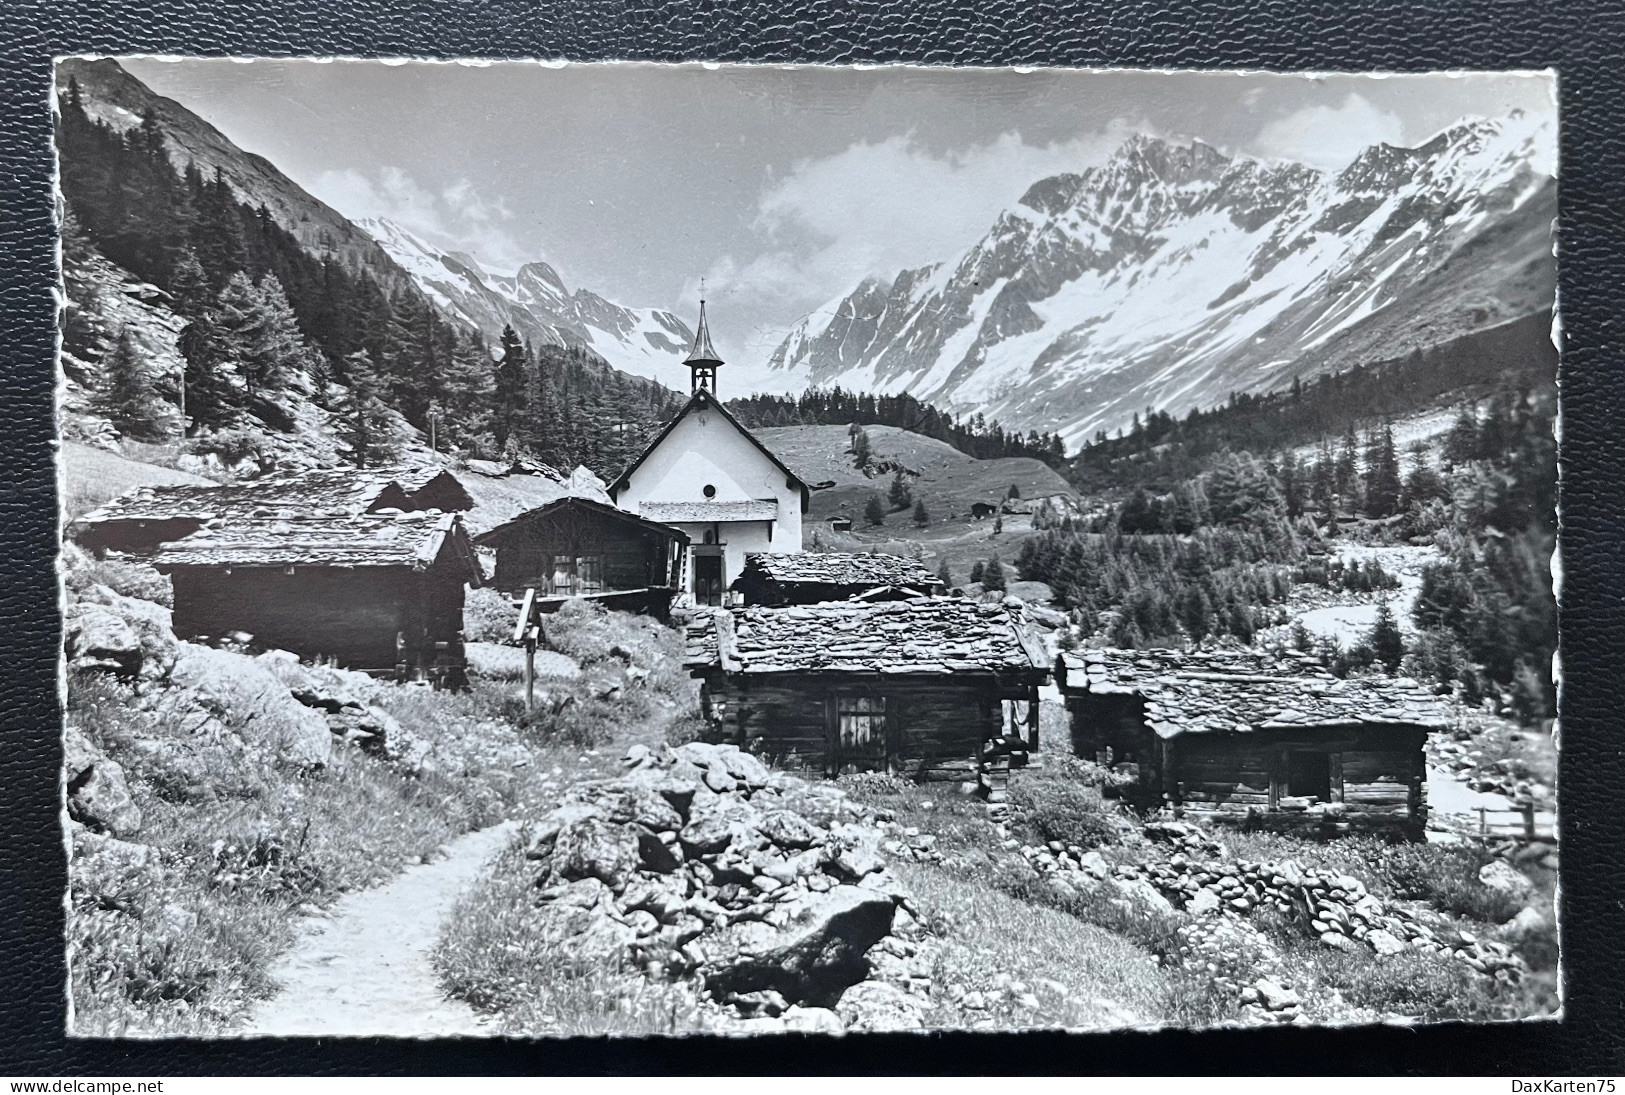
(1474, 803, 1557, 842)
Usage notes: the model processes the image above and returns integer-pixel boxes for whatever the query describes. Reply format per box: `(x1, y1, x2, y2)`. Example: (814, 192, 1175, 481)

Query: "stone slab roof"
(77, 465, 468, 526)
(684, 596, 1050, 676)
(1056, 648, 1451, 738)
(736, 551, 944, 592)
(151, 511, 478, 575)
(641, 499, 779, 524)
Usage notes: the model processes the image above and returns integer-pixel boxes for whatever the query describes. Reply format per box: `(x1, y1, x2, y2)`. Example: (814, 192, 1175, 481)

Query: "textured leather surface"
(2, 0, 1622, 1075)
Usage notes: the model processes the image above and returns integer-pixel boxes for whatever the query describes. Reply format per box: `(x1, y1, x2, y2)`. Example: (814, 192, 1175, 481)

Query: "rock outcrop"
(150, 643, 333, 769)
(520, 742, 922, 1023)
(64, 727, 142, 836)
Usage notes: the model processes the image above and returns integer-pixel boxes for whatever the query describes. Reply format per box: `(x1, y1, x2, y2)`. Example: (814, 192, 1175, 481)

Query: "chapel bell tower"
(685, 298, 724, 396)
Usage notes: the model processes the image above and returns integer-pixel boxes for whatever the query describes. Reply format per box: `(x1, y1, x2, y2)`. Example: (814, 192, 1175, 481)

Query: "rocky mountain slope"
(59, 58, 695, 381)
(58, 58, 407, 287)
(359, 217, 694, 383)
(766, 119, 1556, 445)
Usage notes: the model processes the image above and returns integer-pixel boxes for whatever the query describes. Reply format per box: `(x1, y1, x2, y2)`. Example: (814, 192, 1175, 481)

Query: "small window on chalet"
(546, 555, 604, 596)
(1286, 751, 1332, 801)
(837, 695, 886, 749)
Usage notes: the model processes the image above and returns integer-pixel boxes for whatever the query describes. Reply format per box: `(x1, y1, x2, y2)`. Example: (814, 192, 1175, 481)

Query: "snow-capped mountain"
(358, 217, 694, 382)
(766, 117, 1557, 445)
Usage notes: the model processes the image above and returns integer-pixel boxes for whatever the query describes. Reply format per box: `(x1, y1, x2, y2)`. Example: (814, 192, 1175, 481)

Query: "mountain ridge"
(59, 58, 694, 385)
(765, 118, 1556, 445)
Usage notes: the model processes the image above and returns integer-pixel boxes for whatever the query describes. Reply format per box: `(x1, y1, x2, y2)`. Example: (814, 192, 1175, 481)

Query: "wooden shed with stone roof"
(475, 496, 689, 614)
(153, 510, 483, 685)
(1055, 649, 1451, 837)
(73, 465, 473, 557)
(684, 596, 1051, 795)
(731, 551, 945, 606)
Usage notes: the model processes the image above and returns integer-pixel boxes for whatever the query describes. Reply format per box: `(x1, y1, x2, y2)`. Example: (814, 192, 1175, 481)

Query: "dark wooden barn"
(1055, 649, 1450, 838)
(731, 551, 945, 606)
(685, 597, 1051, 797)
(152, 511, 484, 684)
(474, 496, 689, 618)
(73, 465, 474, 557)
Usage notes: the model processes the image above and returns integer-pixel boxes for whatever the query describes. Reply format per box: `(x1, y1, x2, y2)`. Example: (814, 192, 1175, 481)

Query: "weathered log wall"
(488, 507, 677, 593)
(1169, 726, 1427, 830)
(170, 565, 462, 672)
(700, 673, 1015, 782)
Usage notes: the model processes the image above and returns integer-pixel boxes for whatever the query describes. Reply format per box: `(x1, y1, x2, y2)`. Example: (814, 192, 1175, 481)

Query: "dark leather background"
(2, 0, 1621, 1075)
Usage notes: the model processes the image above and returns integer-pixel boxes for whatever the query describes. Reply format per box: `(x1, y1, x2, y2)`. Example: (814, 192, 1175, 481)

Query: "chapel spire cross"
(684, 288, 724, 396)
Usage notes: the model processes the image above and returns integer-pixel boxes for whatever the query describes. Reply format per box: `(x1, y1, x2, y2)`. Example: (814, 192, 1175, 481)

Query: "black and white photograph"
(55, 58, 1559, 1039)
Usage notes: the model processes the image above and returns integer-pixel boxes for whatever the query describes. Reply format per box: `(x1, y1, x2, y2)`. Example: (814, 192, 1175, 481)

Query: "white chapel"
(608, 302, 809, 605)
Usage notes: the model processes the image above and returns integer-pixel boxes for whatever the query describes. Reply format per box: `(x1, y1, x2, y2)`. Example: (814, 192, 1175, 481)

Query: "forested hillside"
(1018, 320, 1557, 723)
(729, 388, 1067, 467)
(55, 78, 681, 477)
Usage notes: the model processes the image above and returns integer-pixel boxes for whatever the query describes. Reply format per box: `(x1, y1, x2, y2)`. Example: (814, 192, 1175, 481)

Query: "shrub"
(189, 428, 270, 470)
(992, 863, 1186, 961)
(1310, 948, 1500, 1022)
(1009, 771, 1120, 850)
(1372, 842, 1525, 924)
(67, 557, 173, 607)
(463, 585, 518, 644)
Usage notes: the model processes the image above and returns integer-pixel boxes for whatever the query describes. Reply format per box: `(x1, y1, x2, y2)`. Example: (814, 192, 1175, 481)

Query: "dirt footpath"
(242, 821, 516, 1038)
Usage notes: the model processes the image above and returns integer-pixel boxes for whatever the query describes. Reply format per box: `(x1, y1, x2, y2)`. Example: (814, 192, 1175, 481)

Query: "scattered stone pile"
(521, 741, 934, 1032)
(1019, 818, 1525, 1003)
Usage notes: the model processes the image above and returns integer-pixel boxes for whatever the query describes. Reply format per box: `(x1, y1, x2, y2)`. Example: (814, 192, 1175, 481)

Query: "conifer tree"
(864, 493, 887, 527)
(969, 560, 985, 585)
(981, 555, 1006, 592)
(852, 426, 872, 471)
(936, 559, 953, 588)
(213, 272, 307, 402)
(1368, 598, 1405, 673)
(888, 468, 913, 510)
(96, 327, 157, 436)
(491, 325, 528, 453)
(168, 248, 211, 319)
(912, 499, 930, 527)
(336, 351, 399, 468)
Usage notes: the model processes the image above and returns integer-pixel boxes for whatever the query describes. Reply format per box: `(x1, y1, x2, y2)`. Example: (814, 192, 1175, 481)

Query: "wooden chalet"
(73, 465, 473, 556)
(1055, 649, 1451, 838)
(731, 551, 945, 606)
(152, 510, 484, 685)
(684, 597, 1051, 796)
(474, 496, 689, 620)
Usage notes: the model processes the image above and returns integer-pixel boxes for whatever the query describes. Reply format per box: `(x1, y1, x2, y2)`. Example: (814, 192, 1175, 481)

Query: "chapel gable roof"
(608, 388, 812, 507)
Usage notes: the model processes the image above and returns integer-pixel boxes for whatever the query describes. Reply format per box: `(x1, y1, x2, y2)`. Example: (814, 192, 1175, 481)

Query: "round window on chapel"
(703, 484, 717, 498)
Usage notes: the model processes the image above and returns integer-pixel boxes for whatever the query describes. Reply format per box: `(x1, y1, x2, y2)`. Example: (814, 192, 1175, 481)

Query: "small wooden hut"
(1055, 649, 1450, 838)
(153, 511, 484, 684)
(474, 496, 689, 619)
(685, 597, 1051, 796)
(731, 551, 945, 606)
(73, 465, 473, 557)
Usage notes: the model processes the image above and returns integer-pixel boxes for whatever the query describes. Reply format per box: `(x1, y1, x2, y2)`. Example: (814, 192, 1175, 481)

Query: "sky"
(122, 59, 1555, 363)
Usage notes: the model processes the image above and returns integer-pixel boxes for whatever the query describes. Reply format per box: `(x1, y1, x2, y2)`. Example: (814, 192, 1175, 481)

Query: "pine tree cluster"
(56, 80, 682, 474)
(730, 387, 1067, 467)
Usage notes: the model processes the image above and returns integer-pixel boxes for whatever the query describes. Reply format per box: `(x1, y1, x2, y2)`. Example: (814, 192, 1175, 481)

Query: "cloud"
(692, 125, 1137, 371)
(1248, 93, 1407, 171)
(308, 166, 525, 270)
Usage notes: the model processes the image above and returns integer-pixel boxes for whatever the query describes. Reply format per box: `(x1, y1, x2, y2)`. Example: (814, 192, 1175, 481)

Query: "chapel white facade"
(608, 303, 808, 605)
